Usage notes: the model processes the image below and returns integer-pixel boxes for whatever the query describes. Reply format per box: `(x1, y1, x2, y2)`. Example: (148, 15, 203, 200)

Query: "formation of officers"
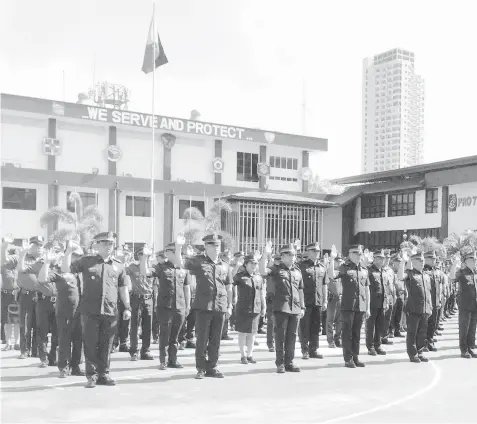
(1, 232, 476, 388)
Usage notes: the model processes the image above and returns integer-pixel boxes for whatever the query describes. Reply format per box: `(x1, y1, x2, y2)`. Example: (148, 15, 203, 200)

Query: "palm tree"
(406, 235, 447, 259)
(308, 174, 346, 195)
(182, 199, 234, 250)
(40, 192, 103, 247)
(443, 230, 477, 257)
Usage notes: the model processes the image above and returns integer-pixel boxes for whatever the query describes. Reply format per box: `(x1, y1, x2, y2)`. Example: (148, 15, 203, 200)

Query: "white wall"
(1, 114, 49, 169)
(322, 207, 342, 253)
(1, 181, 48, 239)
(171, 137, 214, 183)
(56, 120, 109, 174)
(448, 182, 477, 235)
(355, 188, 442, 234)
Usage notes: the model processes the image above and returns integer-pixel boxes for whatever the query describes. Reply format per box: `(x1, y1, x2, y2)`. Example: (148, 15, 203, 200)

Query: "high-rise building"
(361, 48, 425, 174)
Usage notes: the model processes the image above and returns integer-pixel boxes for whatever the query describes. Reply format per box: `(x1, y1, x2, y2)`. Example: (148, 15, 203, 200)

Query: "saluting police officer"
(328, 245, 370, 368)
(397, 250, 433, 363)
(183, 233, 233, 379)
(326, 253, 343, 348)
(298, 242, 328, 360)
(381, 249, 396, 344)
(127, 247, 154, 361)
(260, 243, 305, 374)
(1, 237, 18, 346)
(151, 242, 190, 370)
(265, 254, 281, 352)
(423, 251, 442, 352)
(451, 250, 477, 358)
(17, 236, 45, 359)
(63, 232, 131, 388)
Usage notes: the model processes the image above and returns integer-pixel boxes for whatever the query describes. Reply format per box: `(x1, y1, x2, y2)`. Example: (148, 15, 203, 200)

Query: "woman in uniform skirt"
(233, 254, 266, 364)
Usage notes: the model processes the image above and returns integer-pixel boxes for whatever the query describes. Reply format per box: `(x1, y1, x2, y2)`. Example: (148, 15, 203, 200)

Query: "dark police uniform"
(178, 272, 197, 348)
(18, 238, 44, 357)
(1, 250, 18, 344)
(48, 266, 83, 374)
(70, 233, 126, 384)
(233, 268, 264, 334)
(183, 234, 232, 378)
(455, 252, 477, 357)
(339, 245, 369, 366)
(269, 246, 304, 372)
(382, 250, 396, 341)
(127, 258, 154, 359)
(154, 255, 189, 367)
(403, 253, 433, 361)
(36, 270, 58, 366)
(298, 242, 327, 358)
(265, 255, 281, 351)
(423, 252, 442, 350)
(365, 251, 387, 354)
(390, 254, 406, 337)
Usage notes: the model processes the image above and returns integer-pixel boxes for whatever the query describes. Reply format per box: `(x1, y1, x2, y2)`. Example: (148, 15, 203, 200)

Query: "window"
(178, 200, 205, 219)
(269, 176, 298, 182)
(126, 196, 151, 217)
(269, 156, 298, 170)
(237, 152, 259, 182)
(66, 191, 97, 212)
(425, 188, 438, 214)
(388, 192, 415, 217)
(361, 195, 385, 219)
(2, 187, 36, 211)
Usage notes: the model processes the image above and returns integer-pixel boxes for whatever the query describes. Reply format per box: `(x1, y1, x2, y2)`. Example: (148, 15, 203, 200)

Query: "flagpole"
(150, 1, 156, 248)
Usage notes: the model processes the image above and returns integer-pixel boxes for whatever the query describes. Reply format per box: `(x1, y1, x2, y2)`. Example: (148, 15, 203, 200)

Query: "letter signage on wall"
(448, 193, 477, 211)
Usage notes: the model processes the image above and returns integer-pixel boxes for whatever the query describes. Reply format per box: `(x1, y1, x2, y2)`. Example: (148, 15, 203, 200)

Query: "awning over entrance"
(225, 191, 336, 207)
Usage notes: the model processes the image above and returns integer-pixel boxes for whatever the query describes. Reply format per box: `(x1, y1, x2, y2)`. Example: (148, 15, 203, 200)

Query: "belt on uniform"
(132, 293, 153, 300)
(1, 289, 13, 295)
(20, 289, 33, 295)
(37, 293, 57, 303)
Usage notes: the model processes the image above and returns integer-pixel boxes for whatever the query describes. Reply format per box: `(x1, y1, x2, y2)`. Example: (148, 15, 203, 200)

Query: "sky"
(1, 0, 477, 179)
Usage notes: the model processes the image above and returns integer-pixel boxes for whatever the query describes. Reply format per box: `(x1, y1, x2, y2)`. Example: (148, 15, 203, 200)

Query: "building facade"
(0, 93, 338, 252)
(362, 48, 425, 174)
(329, 156, 477, 253)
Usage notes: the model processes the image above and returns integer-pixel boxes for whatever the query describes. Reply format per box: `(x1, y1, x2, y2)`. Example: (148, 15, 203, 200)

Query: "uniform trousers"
(19, 291, 37, 355)
(326, 296, 342, 344)
(299, 305, 321, 353)
(152, 286, 159, 341)
(195, 310, 225, 372)
(391, 297, 404, 334)
(157, 307, 185, 364)
(36, 297, 58, 363)
(458, 309, 477, 354)
(274, 311, 299, 367)
(266, 297, 275, 348)
(1, 291, 15, 343)
(114, 300, 130, 348)
(222, 318, 230, 338)
(130, 294, 153, 355)
(426, 306, 438, 344)
(340, 310, 365, 362)
(179, 308, 196, 343)
(406, 312, 430, 358)
(82, 313, 117, 378)
(56, 307, 82, 370)
(383, 303, 394, 337)
(365, 307, 384, 350)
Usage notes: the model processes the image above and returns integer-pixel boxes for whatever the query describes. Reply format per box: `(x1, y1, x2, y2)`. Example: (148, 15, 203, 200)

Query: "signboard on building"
(448, 182, 477, 236)
(448, 193, 477, 211)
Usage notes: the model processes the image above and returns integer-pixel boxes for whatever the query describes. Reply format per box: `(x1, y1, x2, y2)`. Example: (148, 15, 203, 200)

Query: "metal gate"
(223, 200, 324, 254)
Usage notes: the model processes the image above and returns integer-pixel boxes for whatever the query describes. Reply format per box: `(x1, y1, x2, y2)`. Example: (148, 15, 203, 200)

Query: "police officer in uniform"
(365, 250, 387, 356)
(264, 254, 281, 352)
(17, 236, 45, 359)
(381, 249, 396, 344)
(63, 232, 131, 388)
(127, 247, 154, 361)
(423, 251, 442, 352)
(451, 250, 477, 358)
(390, 254, 406, 338)
(152, 251, 166, 344)
(152, 242, 191, 370)
(398, 250, 432, 363)
(326, 253, 343, 348)
(329, 245, 370, 368)
(183, 233, 233, 379)
(1, 237, 18, 346)
(298, 242, 328, 360)
(260, 243, 305, 374)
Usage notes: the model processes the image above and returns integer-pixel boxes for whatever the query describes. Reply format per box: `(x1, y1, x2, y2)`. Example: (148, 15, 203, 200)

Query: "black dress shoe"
(418, 355, 429, 362)
(354, 358, 365, 367)
(85, 377, 96, 388)
(345, 360, 356, 368)
(394, 331, 404, 338)
(119, 344, 129, 353)
(276, 365, 286, 373)
(70, 367, 85, 376)
(195, 370, 206, 379)
(167, 361, 183, 369)
(375, 348, 387, 355)
(302, 351, 310, 360)
(205, 369, 224, 378)
(461, 352, 471, 359)
(141, 352, 155, 360)
(381, 338, 393, 345)
(246, 356, 257, 364)
(285, 363, 301, 372)
(268, 345, 275, 352)
(428, 345, 438, 352)
(334, 339, 342, 347)
(221, 335, 233, 341)
(410, 356, 421, 363)
(97, 375, 116, 386)
(368, 349, 377, 356)
(309, 351, 324, 359)
(48, 359, 58, 367)
(186, 341, 196, 349)
(469, 350, 477, 358)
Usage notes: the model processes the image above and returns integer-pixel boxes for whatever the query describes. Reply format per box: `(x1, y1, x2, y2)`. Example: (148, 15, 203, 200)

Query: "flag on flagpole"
(141, 14, 168, 74)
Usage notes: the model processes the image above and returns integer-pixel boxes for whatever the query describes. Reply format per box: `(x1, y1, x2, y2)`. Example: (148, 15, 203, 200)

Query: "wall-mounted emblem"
(43, 138, 61, 156)
(161, 133, 176, 150)
(107, 145, 122, 162)
(264, 132, 275, 144)
(257, 163, 270, 177)
(212, 157, 224, 173)
(301, 167, 313, 181)
(448, 194, 457, 212)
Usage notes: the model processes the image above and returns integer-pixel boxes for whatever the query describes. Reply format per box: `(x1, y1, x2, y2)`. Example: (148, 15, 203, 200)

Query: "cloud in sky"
(1, 0, 477, 179)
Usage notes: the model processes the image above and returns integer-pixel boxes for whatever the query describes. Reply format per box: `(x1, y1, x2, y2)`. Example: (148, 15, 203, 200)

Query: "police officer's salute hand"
(65, 239, 79, 255)
(176, 234, 185, 246)
(330, 244, 338, 259)
(401, 249, 410, 263)
(45, 250, 57, 263)
(2, 234, 14, 245)
(21, 239, 30, 252)
(264, 241, 273, 255)
(143, 246, 153, 256)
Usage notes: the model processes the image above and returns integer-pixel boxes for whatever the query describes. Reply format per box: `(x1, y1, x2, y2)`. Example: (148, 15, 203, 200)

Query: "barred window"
(388, 192, 415, 217)
(237, 152, 259, 182)
(425, 188, 438, 214)
(66, 191, 97, 212)
(361, 195, 386, 219)
(126, 196, 151, 217)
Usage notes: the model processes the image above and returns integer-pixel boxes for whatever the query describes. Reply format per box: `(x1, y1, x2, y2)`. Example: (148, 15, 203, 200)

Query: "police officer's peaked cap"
(44, 240, 62, 251)
(391, 253, 401, 262)
(202, 233, 222, 244)
(348, 245, 363, 254)
(335, 253, 344, 261)
(305, 242, 320, 251)
(244, 254, 259, 264)
(462, 251, 476, 261)
(383, 249, 392, 257)
(155, 250, 165, 258)
(411, 252, 425, 261)
(164, 243, 176, 252)
(234, 251, 245, 257)
(94, 232, 117, 242)
(424, 251, 437, 259)
(373, 249, 385, 258)
(29, 236, 44, 245)
(279, 245, 296, 255)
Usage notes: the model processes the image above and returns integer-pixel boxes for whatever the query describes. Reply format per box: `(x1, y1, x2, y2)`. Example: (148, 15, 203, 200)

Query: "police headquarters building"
(0, 93, 340, 251)
(328, 156, 477, 253)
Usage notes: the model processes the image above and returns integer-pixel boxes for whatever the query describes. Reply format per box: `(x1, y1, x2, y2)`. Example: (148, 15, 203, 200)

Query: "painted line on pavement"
(320, 361, 442, 424)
